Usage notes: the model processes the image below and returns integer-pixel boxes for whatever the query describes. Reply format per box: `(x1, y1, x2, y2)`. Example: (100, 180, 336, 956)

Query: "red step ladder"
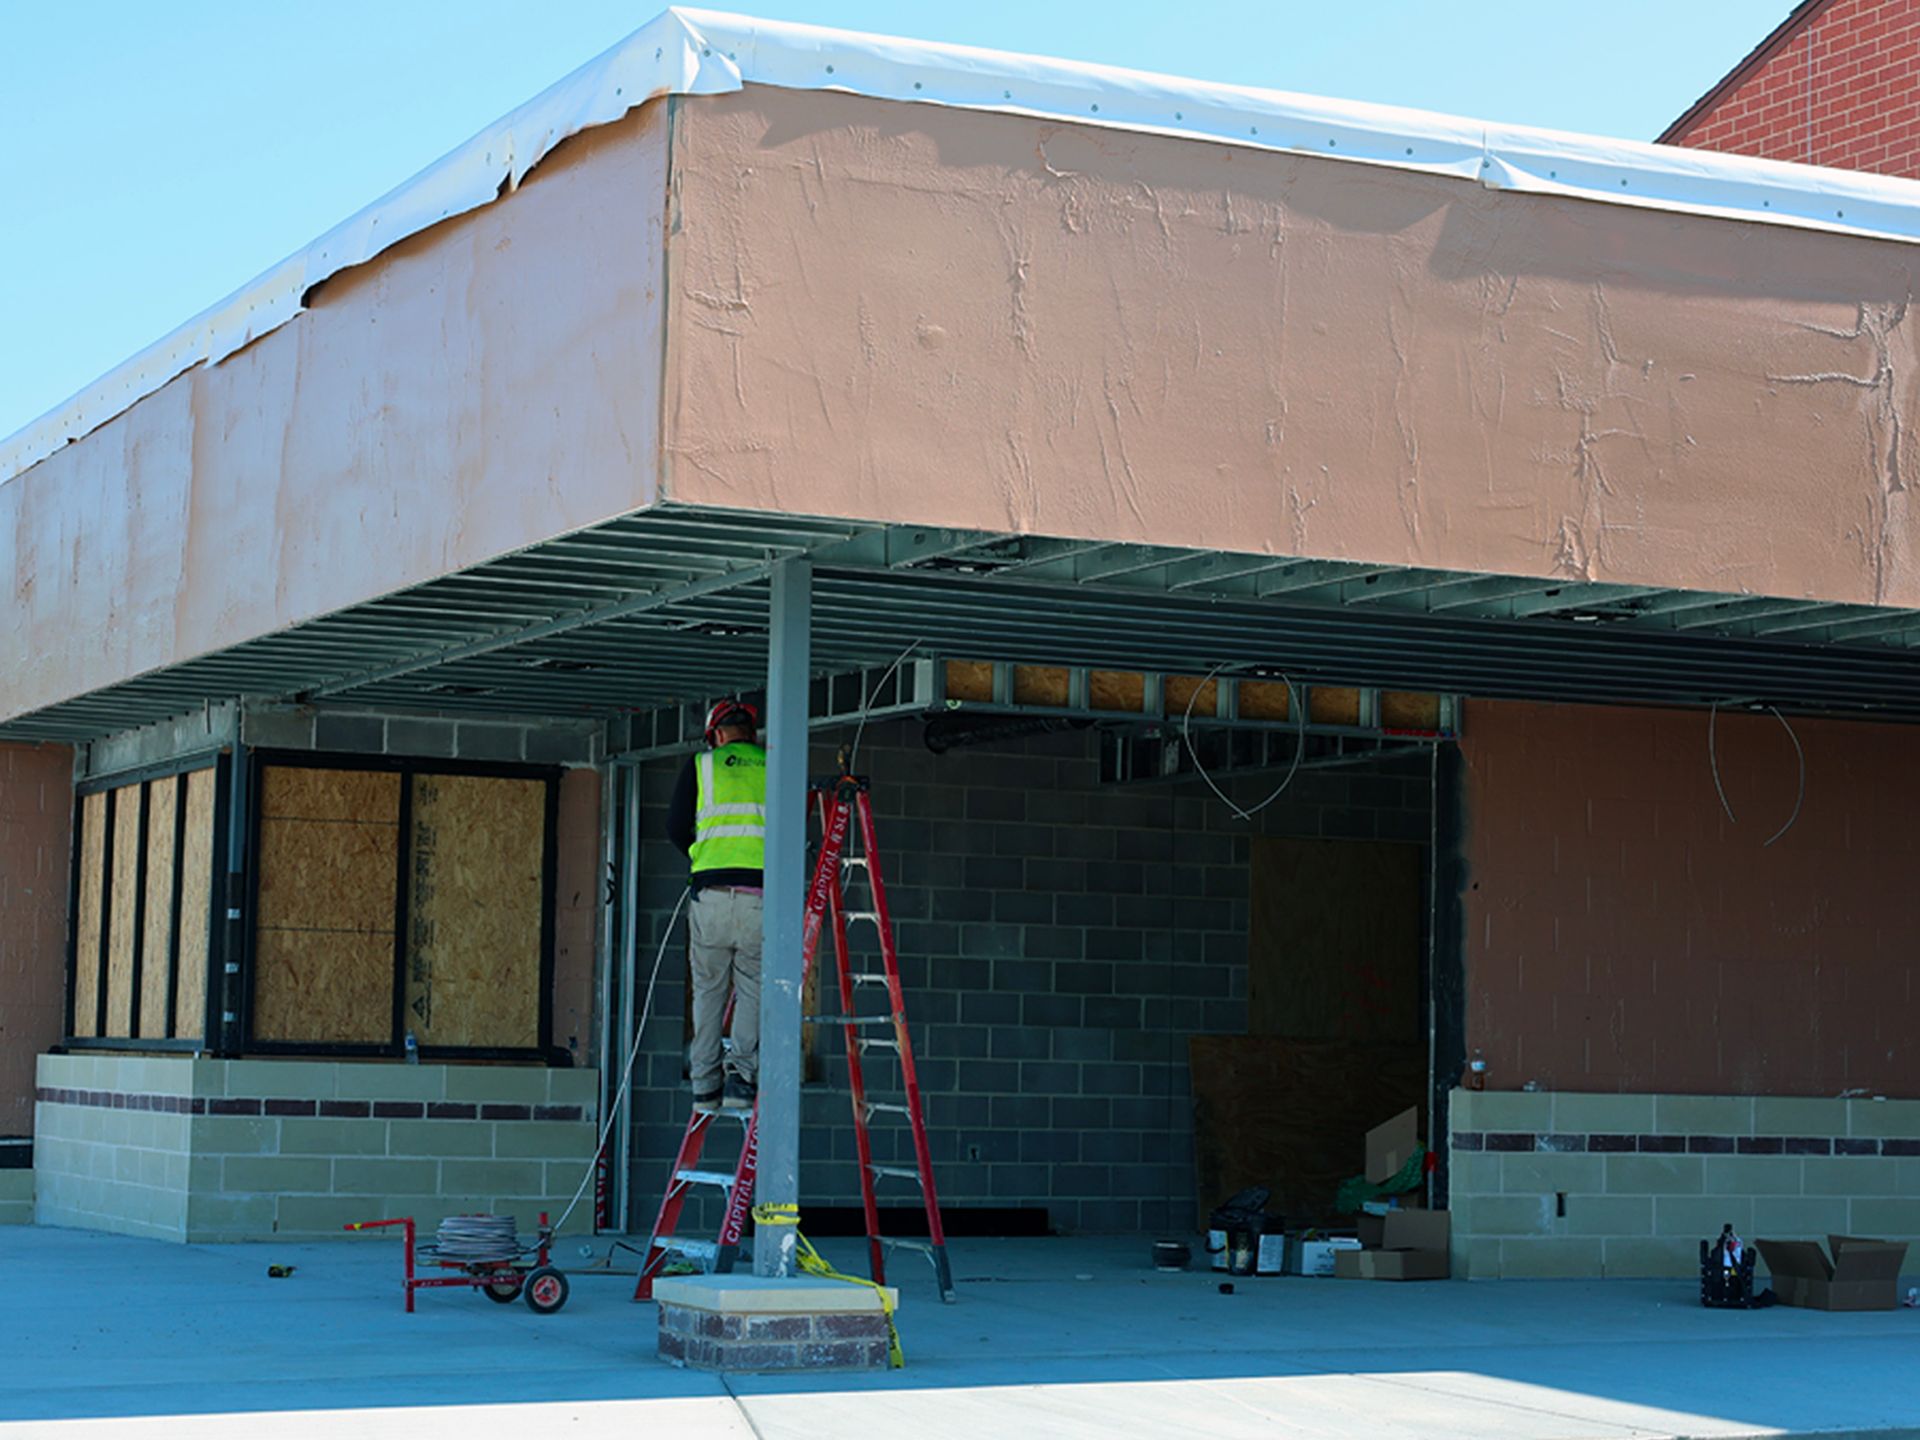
(634, 773, 955, 1302)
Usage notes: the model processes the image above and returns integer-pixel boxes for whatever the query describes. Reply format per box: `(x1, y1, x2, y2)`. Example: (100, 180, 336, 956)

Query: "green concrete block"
(1845, 1197, 1920, 1237)
(1602, 1236, 1696, 1278)
(1498, 1237, 1603, 1278)
(332, 1064, 449, 1102)
(1562, 1194, 1653, 1237)
(546, 1069, 600, 1109)
(1753, 1096, 1848, 1136)
(1459, 1091, 1551, 1133)
(1652, 1095, 1753, 1137)
(0, 1201, 33, 1226)
(275, 1194, 404, 1235)
(1448, 1152, 1499, 1196)
(36, 1053, 88, 1089)
(387, 1120, 492, 1158)
(114, 1149, 142, 1184)
(443, 1067, 549, 1105)
(1846, 1098, 1920, 1139)
(1700, 1155, 1803, 1197)
(1802, 1156, 1902, 1197)
(277, 1118, 388, 1156)
(189, 1059, 230, 1098)
(1498, 1153, 1604, 1195)
(440, 1159, 546, 1196)
(191, 1117, 279, 1156)
(1604, 1154, 1703, 1196)
(1654, 1194, 1752, 1240)
(1460, 1235, 1501, 1281)
(1461, 1194, 1554, 1237)
(223, 1060, 340, 1101)
(492, 1122, 597, 1160)
(331, 1159, 441, 1195)
(185, 1193, 277, 1238)
(0, 1172, 33, 1205)
(221, 1156, 333, 1194)
(1550, 1093, 1654, 1135)
(1750, 1196, 1851, 1239)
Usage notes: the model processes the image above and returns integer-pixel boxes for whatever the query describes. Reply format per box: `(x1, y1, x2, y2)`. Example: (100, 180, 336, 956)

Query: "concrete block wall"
(34, 1054, 599, 1242)
(0, 1165, 29, 1224)
(1449, 1088, 1920, 1279)
(625, 720, 1432, 1234)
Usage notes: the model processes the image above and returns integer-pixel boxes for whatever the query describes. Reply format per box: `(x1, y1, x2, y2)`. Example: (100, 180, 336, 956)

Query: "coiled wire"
(433, 1214, 522, 1263)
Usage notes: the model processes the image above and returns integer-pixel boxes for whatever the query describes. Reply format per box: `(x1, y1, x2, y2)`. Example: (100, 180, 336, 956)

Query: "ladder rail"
(821, 785, 887, 1287)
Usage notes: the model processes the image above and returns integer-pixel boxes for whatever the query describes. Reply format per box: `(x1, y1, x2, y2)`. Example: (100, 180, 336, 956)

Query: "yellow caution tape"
(794, 1228, 905, 1368)
(751, 1202, 800, 1227)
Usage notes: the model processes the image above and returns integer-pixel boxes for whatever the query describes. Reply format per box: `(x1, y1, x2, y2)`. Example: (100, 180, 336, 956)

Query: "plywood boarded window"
(247, 758, 555, 1056)
(67, 764, 221, 1044)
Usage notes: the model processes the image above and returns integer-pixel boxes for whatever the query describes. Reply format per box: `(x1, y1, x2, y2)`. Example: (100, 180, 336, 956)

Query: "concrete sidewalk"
(2, 1227, 1916, 1438)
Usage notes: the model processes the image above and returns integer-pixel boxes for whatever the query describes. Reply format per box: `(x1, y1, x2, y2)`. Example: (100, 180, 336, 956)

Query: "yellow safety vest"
(691, 742, 767, 873)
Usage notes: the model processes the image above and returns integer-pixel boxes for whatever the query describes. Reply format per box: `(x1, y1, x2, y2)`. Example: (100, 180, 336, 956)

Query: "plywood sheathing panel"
(252, 766, 401, 1044)
(104, 785, 143, 1037)
(945, 661, 994, 703)
(1012, 665, 1071, 707)
(1382, 692, 1442, 729)
(139, 775, 180, 1038)
(173, 768, 216, 1041)
(404, 774, 544, 1049)
(71, 791, 107, 1037)
(1088, 670, 1145, 713)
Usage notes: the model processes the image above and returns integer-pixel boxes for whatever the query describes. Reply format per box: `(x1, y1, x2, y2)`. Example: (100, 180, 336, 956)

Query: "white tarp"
(12, 5, 1920, 482)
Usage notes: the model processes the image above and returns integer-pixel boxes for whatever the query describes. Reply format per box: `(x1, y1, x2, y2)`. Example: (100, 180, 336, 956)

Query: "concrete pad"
(2, 1230, 1917, 1438)
(653, 1273, 896, 1313)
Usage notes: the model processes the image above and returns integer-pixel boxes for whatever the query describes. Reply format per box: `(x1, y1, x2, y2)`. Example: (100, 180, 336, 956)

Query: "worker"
(667, 698, 766, 1113)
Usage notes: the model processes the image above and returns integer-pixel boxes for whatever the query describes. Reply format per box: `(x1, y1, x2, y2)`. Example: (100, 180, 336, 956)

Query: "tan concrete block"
(1550, 1093, 1655, 1135)
(0, 1201, 32, 1226)
(161, 1152, 188, 1190)
(1847, 1097, 1920, 1140)
(1448, 1152, 1499, 1196)
(143, 1058, 195, 1097)
(549, 1196, 594, 1235)
(331, 1158, 441, 1195)
(333, 1064, 448, 1102)
(440, 1159, 546, 1195)
(492, 1122, 597, 1161)
(1753, 1096, 1847, 1137)
(1605, 1154, 1703, 1195)
(114, 1149, 142, 1184)
(1563, 1194, 1653, 1237)
(1654, 1194, 1752, 1241)
(136, 1149, 172, 1189)
(1900, 1159, 1920, 1194)
(1498, 1238, 1603, 1279)
(190, 1117, 279, 1155)
(1700, 1155, 1803, 1196)
(1802, 1156, 1902, 1196)
(387, 1120, 492, 1158)
(1602, 1236, 1696, 1278)
(190, 1059, 231, 1098)
(444, 1067, 549, 1105)
(1458, 1194, 1554, 1237)
(1461, 1091, 1551, 1133)
(221, 1156, 333, 1194)
(1460, 1235, 1501, 1280)
(1498, 1153, 1605, 1195)
(37, 1053, 87, 1088)
(185, 1193, 276, 1238)
(225, 1060, 339, 1101)
(188, 1156, 224, 1191)
(275, 1194, 403, 1234)
(546, 1069, 600, 1110)
(1846, 1197, 1920, 1237)
(1447, 1087, 1476, 1132)
(278, 1118, 387, 1156)
(1653, 1095, 1753, 1136)
(0, 1171, 33, 1205)
(1751, 1195, 1852, 1239)
(133, 1115, 190, 1153)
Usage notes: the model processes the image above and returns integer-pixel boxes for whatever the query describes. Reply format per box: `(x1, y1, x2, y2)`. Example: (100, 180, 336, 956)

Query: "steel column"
(755, 557, 812, 1277)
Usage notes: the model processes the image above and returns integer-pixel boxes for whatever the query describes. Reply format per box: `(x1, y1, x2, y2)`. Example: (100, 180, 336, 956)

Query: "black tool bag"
(1699, 1226, 1758, 1308)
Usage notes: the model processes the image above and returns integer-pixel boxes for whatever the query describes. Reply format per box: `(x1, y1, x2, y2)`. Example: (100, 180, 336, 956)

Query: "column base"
(653, 1274, 897, 1371)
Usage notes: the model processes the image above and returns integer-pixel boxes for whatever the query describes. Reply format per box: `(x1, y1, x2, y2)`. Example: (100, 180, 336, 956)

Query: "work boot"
(722, 1074, 757, 1111)
(692, 1081, 723, 1114)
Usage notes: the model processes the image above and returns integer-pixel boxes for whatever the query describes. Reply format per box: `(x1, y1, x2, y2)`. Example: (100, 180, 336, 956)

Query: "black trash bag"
(1208, 1186, 1273, 1236)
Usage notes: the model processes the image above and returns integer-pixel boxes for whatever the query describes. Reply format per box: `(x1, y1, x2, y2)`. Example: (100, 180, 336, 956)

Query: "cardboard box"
(1286, 1235, 1363, 1277)
(1335, 1208, 1452, 1281)
(1756, 1235, 1909, 1312)
(1365, 1107, 1421, 1184)
(1257, 1233, 1288, 1275)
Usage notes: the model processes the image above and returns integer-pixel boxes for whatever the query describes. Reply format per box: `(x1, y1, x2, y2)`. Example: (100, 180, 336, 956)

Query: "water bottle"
(404, 1030, 419, 1066)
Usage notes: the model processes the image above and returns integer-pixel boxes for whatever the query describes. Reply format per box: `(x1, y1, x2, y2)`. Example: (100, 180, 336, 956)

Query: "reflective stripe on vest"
(690, 743, 767, 873)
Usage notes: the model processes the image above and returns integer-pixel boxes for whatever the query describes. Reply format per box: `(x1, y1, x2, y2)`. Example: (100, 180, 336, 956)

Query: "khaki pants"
(688, 887, 762, 1088)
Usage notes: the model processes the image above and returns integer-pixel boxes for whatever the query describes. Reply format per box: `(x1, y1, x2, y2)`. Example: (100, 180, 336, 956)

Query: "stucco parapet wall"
(11, 8, 1920, 486)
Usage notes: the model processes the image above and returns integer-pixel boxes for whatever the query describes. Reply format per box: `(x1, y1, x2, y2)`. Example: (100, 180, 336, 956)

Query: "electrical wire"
(1180, 661, 1307, 821)
(1763, 706, 1805, 848)
(1707, 701, 1806, 847)
(846, 637, 924, 772)
(549, 885, 690, 1237)
(1709, 701, 1738, 825)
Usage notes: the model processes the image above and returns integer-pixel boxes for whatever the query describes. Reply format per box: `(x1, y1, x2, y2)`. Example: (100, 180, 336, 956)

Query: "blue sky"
(6, 1, 1789, 443)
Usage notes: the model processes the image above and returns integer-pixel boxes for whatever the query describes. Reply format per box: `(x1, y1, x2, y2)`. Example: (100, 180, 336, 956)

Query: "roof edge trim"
(12, 4, 1920, 485)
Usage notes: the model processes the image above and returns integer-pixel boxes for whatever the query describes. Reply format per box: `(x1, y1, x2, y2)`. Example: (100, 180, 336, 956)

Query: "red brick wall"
(0, 742, 74, 1136)
(1460, 700, 1918, 1097)
(1669, 0, 1920, 178)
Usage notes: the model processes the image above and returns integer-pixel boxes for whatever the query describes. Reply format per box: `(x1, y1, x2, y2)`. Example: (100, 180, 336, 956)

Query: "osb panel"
(72, 791, 107, 1037)
(1088, 670, 1145, 713)
(1163, 676, 1218, 718)
(1308, 686, 1362, 727)
(254, 767, 400, 1044)
(548, 768, 600, 1059)
(260, 765, 400, 825)
(104, 785, 143, 1038)
(1248, 836, 1422, 1043)
(251, 930, 395, 1044)
(404, 774, 545, 1049)
(1238, 681, 1292, 721)
(945, 660, 994, 702)
(1381, 692, 1441, 729)
(173, 768, 216, 1040)
(1190, 1036, 1426, 1226)
(138, 776, 179, 1038)
(1012, 665, 1070, 707)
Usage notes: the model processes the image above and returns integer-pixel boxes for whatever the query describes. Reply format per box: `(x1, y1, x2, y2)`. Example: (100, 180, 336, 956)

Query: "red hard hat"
(703, 698, 760, 746)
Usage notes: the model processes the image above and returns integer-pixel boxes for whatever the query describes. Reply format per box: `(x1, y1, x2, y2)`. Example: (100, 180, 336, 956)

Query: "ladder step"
(851, 973, 890, 987)
(859, 1037, 900, 1052)
(845, 911, 880, 925)
(865, 1101, 913, 1117)
(880, 1236, 936, 1254)
(870, 1164, 925, 1183)
(805, 1013, 892, 1026)
(674, 1169, 738, 1189)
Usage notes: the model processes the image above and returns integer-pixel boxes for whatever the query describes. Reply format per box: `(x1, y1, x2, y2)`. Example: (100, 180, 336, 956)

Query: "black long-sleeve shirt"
(667, 753, 765, 891)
